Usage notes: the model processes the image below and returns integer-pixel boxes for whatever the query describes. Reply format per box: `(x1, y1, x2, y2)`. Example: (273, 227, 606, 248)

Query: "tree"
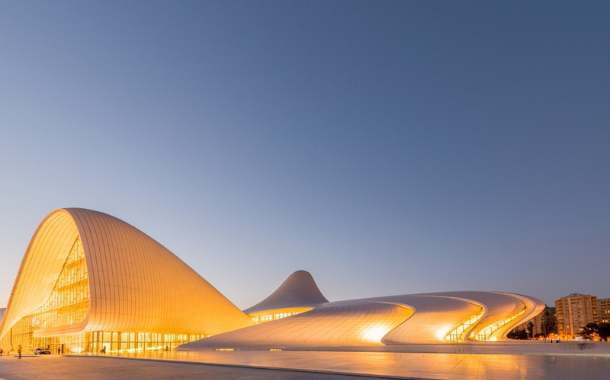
(527, 321, 535, 338)
(507, 328, 528, 340)
(517, 329, 528, 340)
(580, 323, 599, 341)
(598, 323, 610, 341)
(540, 308, 557, 340)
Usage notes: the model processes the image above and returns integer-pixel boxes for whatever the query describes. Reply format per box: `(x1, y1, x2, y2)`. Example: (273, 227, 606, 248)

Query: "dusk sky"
(1, 1, 609, 309)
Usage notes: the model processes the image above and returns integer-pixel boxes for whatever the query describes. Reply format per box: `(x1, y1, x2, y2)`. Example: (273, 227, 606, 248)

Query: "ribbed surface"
(496, 292, 545, 338)
(68, 208, 253, 334)
(0, 208, 253, 341)
(181, 300, 413, 349)
(375, 295, 483, 344)
(0, 210, 79, 340)
(418, 291, 544, 340)
(0, 308, 6, 349)
(244, 270, 329, 314)
(179, 290, 545, 349)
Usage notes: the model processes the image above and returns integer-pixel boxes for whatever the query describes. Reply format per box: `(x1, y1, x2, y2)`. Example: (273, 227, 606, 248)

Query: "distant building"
(555, 293, 598, 339)
(599, 299, 610, 324)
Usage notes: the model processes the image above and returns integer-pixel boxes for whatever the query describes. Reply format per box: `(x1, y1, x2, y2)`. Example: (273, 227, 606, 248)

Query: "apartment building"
(555, 293, 598, 339)
(598, 298, 610, 324)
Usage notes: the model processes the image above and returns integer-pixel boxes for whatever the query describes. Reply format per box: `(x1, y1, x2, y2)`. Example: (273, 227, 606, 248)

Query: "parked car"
(34, 348, 51, 355)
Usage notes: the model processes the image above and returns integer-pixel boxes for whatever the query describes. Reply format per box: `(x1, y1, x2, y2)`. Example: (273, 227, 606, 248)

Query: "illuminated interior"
(0, 209, 546, 352)
(475, 307, 526, 341)
(7, 237, 207, 353)
(248, 308, 312, 324)
(445, 308, 485, 342)
(10, 237, 89, 351)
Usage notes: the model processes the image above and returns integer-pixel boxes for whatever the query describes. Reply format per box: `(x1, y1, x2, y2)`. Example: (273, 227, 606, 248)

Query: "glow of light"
(476, 306, 527, 341)
(444, 309, 485, 343)
(435, 326, 452, 341)
(361, 324, 391, 343)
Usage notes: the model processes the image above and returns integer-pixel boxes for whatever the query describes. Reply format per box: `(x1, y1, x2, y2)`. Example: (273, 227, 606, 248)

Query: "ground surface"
(0, 342, 609, 380)
(0, 355, 384, 380)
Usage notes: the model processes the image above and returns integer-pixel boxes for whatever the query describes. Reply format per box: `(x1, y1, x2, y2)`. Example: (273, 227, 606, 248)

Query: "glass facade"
(476, 307, 526, 341)
(90, 332, 206, 353)
(8, 237, 207, 353)
(250, 311, 307, 324)
(11, 238, 89, 352)
(445, 308, 485, 342)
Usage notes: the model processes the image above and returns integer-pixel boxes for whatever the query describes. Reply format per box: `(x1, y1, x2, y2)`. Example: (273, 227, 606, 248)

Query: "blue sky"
(1, 1, 609, 308)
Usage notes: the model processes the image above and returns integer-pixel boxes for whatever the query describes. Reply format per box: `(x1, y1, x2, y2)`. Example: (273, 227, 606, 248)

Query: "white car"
(34, 348, 51, 355)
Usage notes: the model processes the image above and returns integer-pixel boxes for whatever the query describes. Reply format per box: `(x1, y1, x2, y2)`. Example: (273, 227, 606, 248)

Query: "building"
(555, 293, 598, 339)
(244, 270, 329, 324)
(599, 299, 610, 324)
(1, 208, 545, 353)
(181, 286, 544, 349)
(512, 306, 556, 337)
(0, 208, 252, 354)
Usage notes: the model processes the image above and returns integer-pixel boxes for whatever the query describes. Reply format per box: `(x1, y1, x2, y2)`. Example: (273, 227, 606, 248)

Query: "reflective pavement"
(1, 355, 386, 380)
(2, 343, 609, 380)
(85, 343, 610, 380)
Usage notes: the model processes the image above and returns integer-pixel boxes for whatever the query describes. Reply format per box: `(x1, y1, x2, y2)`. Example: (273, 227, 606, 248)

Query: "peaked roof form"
(0, 208, 253, 341)
(243, 270, 329, 314)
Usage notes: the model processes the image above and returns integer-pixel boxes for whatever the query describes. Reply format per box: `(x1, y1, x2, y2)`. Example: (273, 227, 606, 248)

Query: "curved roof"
(182, 300, 414, 349)
(243, 270, 329, 314)
(0, 208, 253, 341)
(414, 291, 545, 340)
(180, 290, 544, 349)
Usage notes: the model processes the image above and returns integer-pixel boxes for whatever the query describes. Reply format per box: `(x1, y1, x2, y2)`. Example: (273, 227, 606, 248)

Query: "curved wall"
(0, 208, 253, 343)
(179, 291, 544, 349)
(181, 300, 414, 349)
(420, 291, 545, 341)
(244, 270, 328, 315)
(0, 210, 80, 340)
(374, 295, 483, 344)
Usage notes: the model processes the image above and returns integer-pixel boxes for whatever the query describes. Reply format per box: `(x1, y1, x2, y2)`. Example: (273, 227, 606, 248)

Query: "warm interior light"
(361, 324, 391, 343)
(444, 308, 485, 342)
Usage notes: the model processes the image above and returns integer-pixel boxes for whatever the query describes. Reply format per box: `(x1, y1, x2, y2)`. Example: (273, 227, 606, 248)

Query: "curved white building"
(244, 270, 329, 324)
(0, 208, 544, 354)
(180, 272, 544, 350)
(0, 208, 252, 353)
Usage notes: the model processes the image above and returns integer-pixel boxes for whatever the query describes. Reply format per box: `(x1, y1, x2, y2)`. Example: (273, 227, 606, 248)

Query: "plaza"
(1, 342, 609, 380)
(1, 208, 608, 380)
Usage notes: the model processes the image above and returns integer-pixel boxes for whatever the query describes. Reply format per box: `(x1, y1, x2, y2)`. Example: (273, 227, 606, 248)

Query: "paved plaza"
(2, 355, 380, 380)
(0, 343, 609, 380)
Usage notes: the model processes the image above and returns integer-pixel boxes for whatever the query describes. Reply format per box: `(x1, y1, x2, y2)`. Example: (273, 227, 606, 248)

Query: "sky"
(0, 1, 609, 309)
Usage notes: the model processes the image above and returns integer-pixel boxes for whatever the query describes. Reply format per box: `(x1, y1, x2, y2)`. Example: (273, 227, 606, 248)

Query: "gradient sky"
(1, 1, 609, 309)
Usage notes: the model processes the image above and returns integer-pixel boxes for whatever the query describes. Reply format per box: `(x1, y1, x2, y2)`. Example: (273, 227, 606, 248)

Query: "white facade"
(180, 272, 544, 350)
